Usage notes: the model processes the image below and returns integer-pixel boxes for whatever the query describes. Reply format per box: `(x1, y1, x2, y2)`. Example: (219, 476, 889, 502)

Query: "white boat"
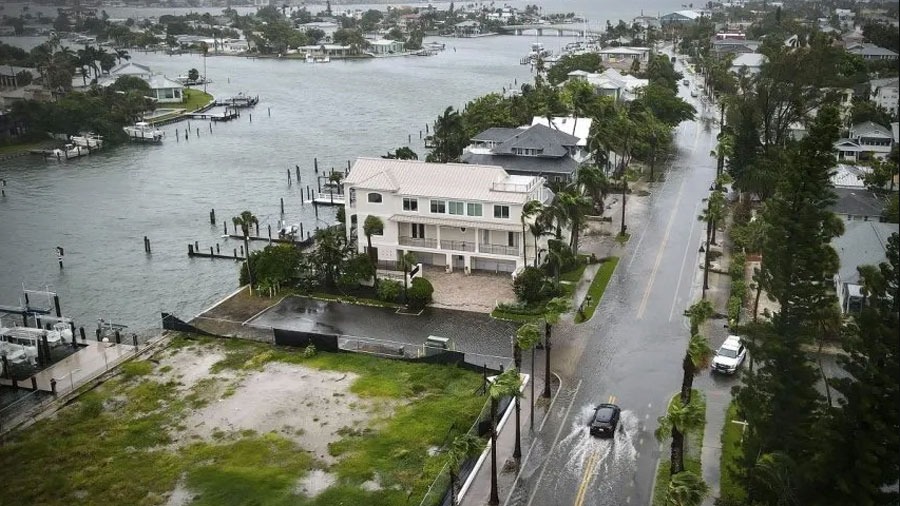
(124, 122, 164, 143)
(1, 327, 41, 365)
(71, 133, 103, 150)
(45, 322, 73, 347)
(305, 53, 315, 63)
(46, 143, 89, 160)
(316, 56, 331, 63)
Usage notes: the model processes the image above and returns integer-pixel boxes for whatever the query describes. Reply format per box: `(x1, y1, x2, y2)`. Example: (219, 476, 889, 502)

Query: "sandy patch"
(157, 348, 228, 392)
(295, 470, 337, 497)
(182, 361, 370, 464)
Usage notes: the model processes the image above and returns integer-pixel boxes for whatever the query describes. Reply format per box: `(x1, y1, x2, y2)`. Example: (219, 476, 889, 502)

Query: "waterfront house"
(834, 121, 894, 162)
(454, 20, 482, 37)
(299, 44, 354, 58)
(145, 74, 184, 103)
(710, 36, 760, 57)
(869, 77, 899, 117)
(461, 123, 584, 184)
(847, 42, 899, 61)
(0, 66, 39, 89)
(367, 39, 406, 55)
(343, 158, 553, 275)
(832, 221, 895, 313)
(108, 61, 153, 79)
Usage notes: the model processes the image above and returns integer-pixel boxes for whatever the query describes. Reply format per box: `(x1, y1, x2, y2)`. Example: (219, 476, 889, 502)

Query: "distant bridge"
(498, 24, 604, 37)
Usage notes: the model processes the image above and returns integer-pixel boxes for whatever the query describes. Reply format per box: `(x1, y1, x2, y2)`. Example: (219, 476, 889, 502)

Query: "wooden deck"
(0, 340, 137, 394)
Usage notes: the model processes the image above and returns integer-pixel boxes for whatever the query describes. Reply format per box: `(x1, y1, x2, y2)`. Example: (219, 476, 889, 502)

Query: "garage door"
(472, 258, 516, 273)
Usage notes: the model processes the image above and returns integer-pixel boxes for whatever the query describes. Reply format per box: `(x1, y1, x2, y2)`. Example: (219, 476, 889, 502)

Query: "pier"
(186, 108, 240, 122)
(215, 94, 259, 108)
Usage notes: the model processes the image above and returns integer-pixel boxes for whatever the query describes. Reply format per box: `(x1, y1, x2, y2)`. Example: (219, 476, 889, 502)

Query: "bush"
(729, 252, 746, 279)
(377, 279, 402, 303)
(513, 266, 546, 304)
(407, 277, 434, 310)
(303, 344, 317, 358)
(727, 295, 742, 324)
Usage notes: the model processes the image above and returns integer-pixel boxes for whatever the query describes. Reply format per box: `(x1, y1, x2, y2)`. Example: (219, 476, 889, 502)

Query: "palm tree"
(515, 322, 541, 442)
(115, 49, 130, 64)
(398, 251, 418, 304)
(683, 299, 714, 336)
(488, 368, 522, 504)
(665, 471, 709, 506)
(576, 165, 609, 215)
(542, 297, 569, 398)
(232, 211, 259, 291)
(680, 333, 712, 405)
(445, 433, 485, 506)
(556, 190, 592, 254)
(520, 200, 543, 266)
(362, 215, 384, 279)
(528, 220, 551, 267)
(656, 394, 705, 475)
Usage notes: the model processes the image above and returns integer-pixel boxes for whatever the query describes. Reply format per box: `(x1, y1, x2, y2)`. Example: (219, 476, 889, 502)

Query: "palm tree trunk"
(671, 426, 685, 475)
(619, 179, 627, 236)
(513, 395, 522, 461)
(533, 234, 540, 267)
(543, 323, 552, 398)
(711, 219, 718, 245)
(681, 353, 694, 405)
(530, 347, 536, 431)
(244, 237, 253, 293)
(522, 222, 528, 266)
(489, 397, 499, 505)
(753, 281, 762, 322)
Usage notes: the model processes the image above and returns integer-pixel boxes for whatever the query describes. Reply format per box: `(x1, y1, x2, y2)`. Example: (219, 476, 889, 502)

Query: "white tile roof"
(345, 158, 538, 203)
(531, 116, 593, 147)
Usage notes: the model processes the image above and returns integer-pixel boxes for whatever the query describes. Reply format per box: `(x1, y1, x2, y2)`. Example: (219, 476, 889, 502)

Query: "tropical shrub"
(513, 266, 546, 304)
(407, 277, 434, 310)
(377, 279, 402, 303)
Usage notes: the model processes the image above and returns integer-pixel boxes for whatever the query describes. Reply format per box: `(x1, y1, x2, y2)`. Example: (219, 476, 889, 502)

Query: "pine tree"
(812, 233, 899, 506)
(734, 106, 844, 502)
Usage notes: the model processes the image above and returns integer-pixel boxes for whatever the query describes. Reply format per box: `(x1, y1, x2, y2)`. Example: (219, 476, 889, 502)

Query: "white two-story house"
(344, 158, 553, 276)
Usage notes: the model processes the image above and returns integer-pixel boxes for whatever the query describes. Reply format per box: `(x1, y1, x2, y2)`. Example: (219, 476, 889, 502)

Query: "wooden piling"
(80, 326, 86, 341)
(188, 244, 195, 256)
(296, 165, 300, 181)
(314, 158, 318, 173)
(287, 169, 292, 186)
(233, 248, 238, 258)
(53, 295, 61, 317)
(216, 243, 220, 254)
(196, 128, 200, 137)
(249, 113, 252, 122)
(268, 224, 272, 240)
(115, 330, 121, 344)
(144, 236, 151, 253)
(194, 240, 199, 251)
(210, 246, 214, 256)
(224, 221, 228, 235)
(240, 245, 244, 256)
(300, 223, 304, 238)
(268, 107, 271, 117)
(255, 222, 260, 236)
(210, 208, 216, 224)
(280, 197, 284, 215)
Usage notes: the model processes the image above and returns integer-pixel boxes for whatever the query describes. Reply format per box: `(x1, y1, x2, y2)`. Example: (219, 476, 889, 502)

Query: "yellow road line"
(573, 450, 600, 506)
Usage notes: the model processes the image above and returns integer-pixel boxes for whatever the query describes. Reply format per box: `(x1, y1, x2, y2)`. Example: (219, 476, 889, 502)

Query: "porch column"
(435, 225, 442, 250)
(475, 227, 481, 253)
(445, 252, 453, 272)
(464, 255, 472, 274)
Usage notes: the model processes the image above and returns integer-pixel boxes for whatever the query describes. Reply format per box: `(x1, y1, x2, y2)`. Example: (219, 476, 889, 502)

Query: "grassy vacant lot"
(651, 391, 707, 506)
(0, 335, 485, 506)
(719, 401, 747, 503)
(574, 257, 620, 323)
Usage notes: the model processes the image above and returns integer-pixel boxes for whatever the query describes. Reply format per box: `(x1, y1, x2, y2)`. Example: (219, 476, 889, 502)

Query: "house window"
(508, 232, 518, 247)
(411, 223, 425, 238)
(367, 193, 383, 203)
(493, 205, 510, 219)
(467, 203, 482, 216)
(449, 201, 465, 215)
(482, 230, 491, 243)
(403, 198, 418, 212)
(430, 200, 446, 213)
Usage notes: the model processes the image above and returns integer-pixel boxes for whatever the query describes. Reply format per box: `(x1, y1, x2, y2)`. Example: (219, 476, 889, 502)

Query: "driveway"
(422, 266, 517, 313)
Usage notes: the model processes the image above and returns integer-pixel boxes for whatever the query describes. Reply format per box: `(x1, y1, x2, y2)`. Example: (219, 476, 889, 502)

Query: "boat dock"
(185, 108, 240, 122)
(214, 94, 259, 108)
(0, 340, 136, 394)
(309, 192, 346, 206)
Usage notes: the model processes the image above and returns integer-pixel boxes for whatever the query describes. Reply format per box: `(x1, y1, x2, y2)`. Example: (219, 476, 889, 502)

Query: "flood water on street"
(1, 35, 540, 331)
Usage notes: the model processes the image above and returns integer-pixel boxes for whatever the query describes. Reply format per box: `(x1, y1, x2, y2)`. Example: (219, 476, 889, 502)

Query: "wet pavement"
(248, 296, 519, 361)
(501, 47, 725, 506)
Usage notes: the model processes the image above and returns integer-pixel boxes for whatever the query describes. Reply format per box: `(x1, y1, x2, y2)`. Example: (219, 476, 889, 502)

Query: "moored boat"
(124, 122, 165, 143)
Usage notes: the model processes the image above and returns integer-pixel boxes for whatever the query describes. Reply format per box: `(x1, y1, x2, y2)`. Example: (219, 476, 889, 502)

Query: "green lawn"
(182, 88, 214, 111)
(0, 335, 486, 506)
(651, 391, 707, 506)
(0, 140, 49, 156)
(720, 401, 747, 504)
(574, 257, 619, 323)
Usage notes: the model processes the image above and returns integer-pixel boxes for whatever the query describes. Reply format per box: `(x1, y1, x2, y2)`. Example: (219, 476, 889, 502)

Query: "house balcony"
(440, 239, 476, 252)
(399, 236, 437, 248)
(479, 243, 518, 256)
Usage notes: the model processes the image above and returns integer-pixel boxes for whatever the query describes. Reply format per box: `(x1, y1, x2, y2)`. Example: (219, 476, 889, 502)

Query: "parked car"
(712, 335, 747, 374)
(589, 403, 621, 438)
(682, 79, 690, 86)
(690, 89, 698, 98)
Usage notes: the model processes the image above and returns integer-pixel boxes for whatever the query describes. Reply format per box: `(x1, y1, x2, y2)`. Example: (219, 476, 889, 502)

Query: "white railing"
(440, 240, 476, 252)
(399, 236, 437, 248)
(479, 243, 518, 256)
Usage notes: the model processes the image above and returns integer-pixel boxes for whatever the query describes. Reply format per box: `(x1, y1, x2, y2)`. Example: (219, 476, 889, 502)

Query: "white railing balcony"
(479, 243, 519, 256)
(440, 239, 476, 252)
(399, 236, 437, 248)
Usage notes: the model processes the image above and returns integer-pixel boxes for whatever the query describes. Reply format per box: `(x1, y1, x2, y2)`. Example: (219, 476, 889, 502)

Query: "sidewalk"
(460, 372, 557, 506)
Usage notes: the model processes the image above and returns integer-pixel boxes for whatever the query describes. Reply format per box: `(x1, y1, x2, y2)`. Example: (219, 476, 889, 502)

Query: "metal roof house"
(847, 42, 899, 61)
(835, 121, 894, 162)
(343, 158, 553, 275)
(660, 10, 704, 24)
(461, 123, 584, 183)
